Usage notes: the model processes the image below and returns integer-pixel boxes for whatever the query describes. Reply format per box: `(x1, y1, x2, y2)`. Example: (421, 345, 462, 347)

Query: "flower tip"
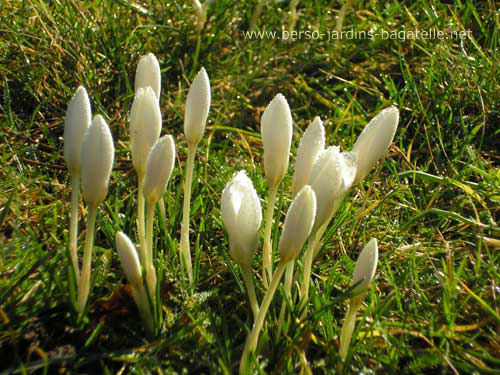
(115, 231, 143, 287)
(352, 238, 379, 293)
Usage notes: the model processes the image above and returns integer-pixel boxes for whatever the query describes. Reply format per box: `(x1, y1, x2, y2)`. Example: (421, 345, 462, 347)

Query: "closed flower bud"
(130, 87, 162, 177)
(352, 106, 399, 184)
(116, 231, 143, 288)
(309, 146, 343, 232)
(135, 53, 161, 100)
(184, 67, 211, 146)
(261, 93, 293, 186)
(143, 135, 176, 204)
(291, 116, 325, 195)
(221, 171, 262, 267)
(81, 115, 114, 205)
(351, 238, 378, 299)
(278, 185, 317, 263)
(64, 86, 92, 175)
(338, 151, 358, 195)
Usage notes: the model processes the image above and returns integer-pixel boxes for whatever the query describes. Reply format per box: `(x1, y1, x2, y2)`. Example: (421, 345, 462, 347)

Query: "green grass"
(1, 0, 499, 373)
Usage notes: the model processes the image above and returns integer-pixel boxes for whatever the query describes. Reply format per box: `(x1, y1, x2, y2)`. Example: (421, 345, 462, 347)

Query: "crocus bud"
(278, 185, 317, 263)
(351, 238, 378, 302)
(129, 87, 162, 177)
(352, 106, 399, 184)
(338, 151, 358, 195)
(64, 86, 92, 175)
(221, 171, 262, 267)
(143, 135, 176, 204)
(308, 146, 343, 232)
(261, 93, 293, 186)
(291, 116, 325, 195)
(135, 53, 161, 100)
(184, 67, 211, 147)
(116, 231, 143, 288)
(81, 115, 114, 205)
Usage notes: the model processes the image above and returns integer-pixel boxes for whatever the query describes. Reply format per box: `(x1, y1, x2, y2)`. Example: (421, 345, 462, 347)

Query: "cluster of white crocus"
(220, 95, 399, 371)
(64, 88, 114, 315)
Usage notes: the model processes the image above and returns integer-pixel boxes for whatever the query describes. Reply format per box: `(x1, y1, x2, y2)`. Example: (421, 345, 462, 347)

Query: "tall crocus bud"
(184, 67, 211, 147)
(351, 238, 378, 302)
(291, 116, 325, 195)
(143, 135, 176, 205)
(339, 238, 379, 362)
(308, 146, 343, 233)
(64, 86, 92, 175)
(135, 53, 161, 100)
(221, 171, 262, 267)
(261, 93, 293, 186)
(130, 87, 162, 178)
(81, 115, 115, 206)
(116, 231, 143, 288)
(278, 185, 317, 263)
(352, 106, 399, 184)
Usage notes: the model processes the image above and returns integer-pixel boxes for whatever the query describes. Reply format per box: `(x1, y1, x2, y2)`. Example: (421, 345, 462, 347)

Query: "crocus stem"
(277, 261, 294, 339)
(145, 201, 157, 299)
(240, 264, 259, 320)
(69, 173, 80, 284)
(240, 262, 287, 373)
(159, 197, 168, 232)
(180, 143, 196, 285)
(299, 233, 319, 318)
(131, 283, 155, 337)
(76, 203, 97, 315)
(339, 300, 360, 362)
(262, 182, 278, 288)
(137, 174, 147, 264)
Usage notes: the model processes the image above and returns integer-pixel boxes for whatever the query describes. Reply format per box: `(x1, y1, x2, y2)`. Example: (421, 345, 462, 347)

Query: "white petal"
(261, 93, 293, 185)
(143, 135, 176, 204)
(184, 67, 211, 146)
(291, 116, 325, 195)
(135, 53, 161, 100)
(129, 87, 162, 177)
(64, 86, 92, 174)
(116, 231, 143, 287)
(352, 106, 399, 184)
(81, 115, 115, 205)
(278, 185, 317, 263)
(221, 171, 262, 266)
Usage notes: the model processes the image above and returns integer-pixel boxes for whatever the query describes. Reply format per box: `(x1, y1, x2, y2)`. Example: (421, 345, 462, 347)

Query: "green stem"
(158, 197, 168, 232)
(180, 143, 196, 285)
(277, 261, 294, 339)
(69, 173, 80, 284)
(76, 203, 97, 315)
(137, 174, 147, 265)
(145, 201, 157, 299)
(131, 283, 155, 337)
(339, 301, 360, 362)
(240, 262, 287, 373)
(299, 234, 318, 318)
(241, 264, 259, 320)
(262, 182, 278, 288)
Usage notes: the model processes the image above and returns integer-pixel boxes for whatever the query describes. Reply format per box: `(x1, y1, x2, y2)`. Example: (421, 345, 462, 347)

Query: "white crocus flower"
(184, 67, 211, 147)
(115, 231, 155, 335)
(81, 115, 115, 206)
(352, 106, 399, 184)
(261, 93, 293, 186)
(143, 135, 176, 205)
(339, 238, 379, 362)
(63, 86, 92, 282)
(135, 53, 161, 100)
(221, 170, 262, 318)
(64, 86, 92, 175)
(129, 86, 162, 179)
(291, 116, 325, 196)
(77, 114, 114, 314)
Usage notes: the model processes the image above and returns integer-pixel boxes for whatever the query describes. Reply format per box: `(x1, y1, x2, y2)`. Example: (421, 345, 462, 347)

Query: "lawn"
(0, 0, 499, 374)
